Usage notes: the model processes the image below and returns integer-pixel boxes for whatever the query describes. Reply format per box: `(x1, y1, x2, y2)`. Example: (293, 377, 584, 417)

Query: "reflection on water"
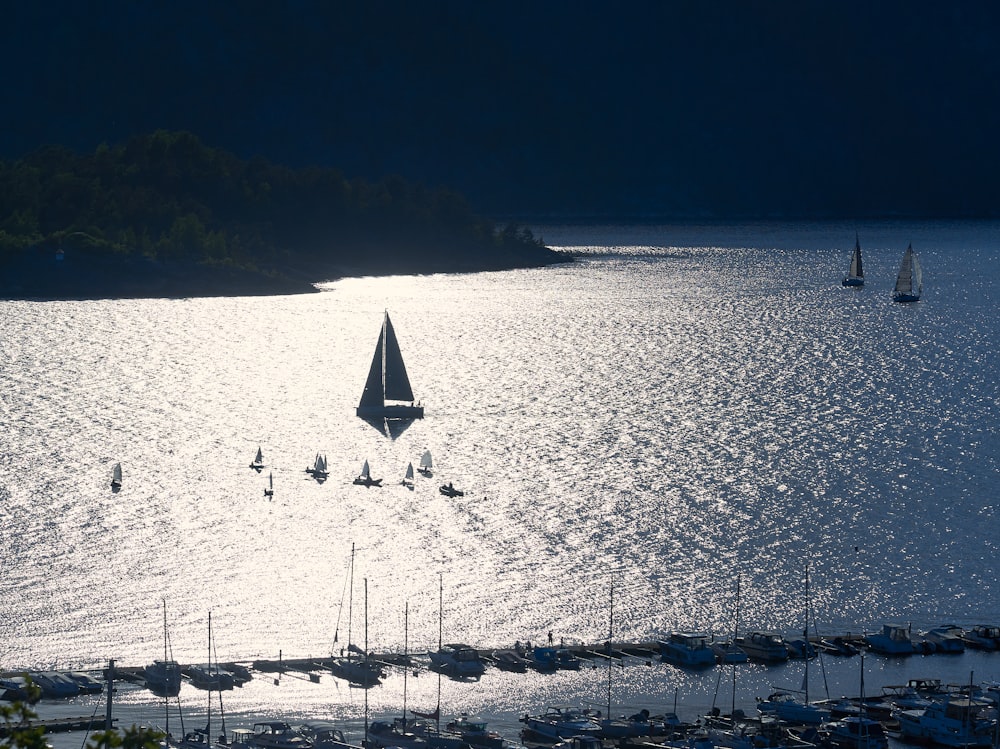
(2, 221, 999, 742)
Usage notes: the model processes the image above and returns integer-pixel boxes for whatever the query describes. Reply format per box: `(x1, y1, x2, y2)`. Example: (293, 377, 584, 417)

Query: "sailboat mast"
(364, 579, 370, 741)
(347, 543, 355, 660)
(804, 563, 810, 704)
(607, 574, 613, 720)
(402, 601, 409, 729)
(207, 610, 212, 735)
(436, 573, 443, 731)
(381, 314, 389, 401)
(732, 575, 739, 720)
(162, 599, 170, 739)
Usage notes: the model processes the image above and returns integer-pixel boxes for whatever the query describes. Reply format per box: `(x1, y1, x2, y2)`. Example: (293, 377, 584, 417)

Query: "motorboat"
(863, 624, 914, 655)
(659, 632, 716, 668)
(366, 720, 428, 749)
(296, 720, 358, 749)
(710, 638, 749, 664)
(818, 637, 859, 656)
(737, 631, 788, 663)
(961, 624, 1000, 650)
(28, 671, 80, 698)
(491, 649, 529, 672)
(397, 718, 468, 749)
(822, 716, 888, 749)
(756, 690, 829, 725)
(920, 625, 965, 653)
(519, 706, 602, 741)
(445, 714, 504, 749)
(250, 721, 313, 749)
(784, 638, 817, 659)
(528, 646, 558, 672)
(65, 671, 104, 694)
(439, 482, 464, 497)
(555, 648, 583, 670)
(894, 697, 997, 748)
(428, 642, 486, 677)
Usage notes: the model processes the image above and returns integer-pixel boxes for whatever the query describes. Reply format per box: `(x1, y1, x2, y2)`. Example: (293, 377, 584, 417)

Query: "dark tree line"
(0, 130, 561, 296)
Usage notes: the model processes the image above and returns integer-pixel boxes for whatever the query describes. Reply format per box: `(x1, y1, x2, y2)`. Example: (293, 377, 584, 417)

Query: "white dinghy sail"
(356, 311, 424, 420)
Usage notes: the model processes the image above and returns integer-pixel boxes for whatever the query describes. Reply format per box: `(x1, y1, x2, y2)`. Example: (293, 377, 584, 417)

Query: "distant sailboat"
(307, 453, 329, 482)
(356, 311, 424, 420)
(842, 233, 864, 287)
(402, 462, 415, 489)
(353, 459, 383, 487)
(264, 471, 274, 498)
(893, 243, 923, 302)
(418, 450, 433, 477)
(250, 446, 265, 471)
(110, 462, 122, 491)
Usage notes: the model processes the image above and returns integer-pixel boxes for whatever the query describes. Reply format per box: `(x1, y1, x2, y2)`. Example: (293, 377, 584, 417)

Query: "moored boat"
(864, 624, 914, 655)
(659, 632, 716, 668)
(894, 696, 997, 748)
(429, 642, 486, 677)
(737, 631, 788, 663)
(822, 716, 888, 749)
(519, 706, 602, 741)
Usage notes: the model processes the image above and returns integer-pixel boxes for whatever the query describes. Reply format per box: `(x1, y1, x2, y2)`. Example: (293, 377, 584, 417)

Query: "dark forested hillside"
(0, 131, 564, 299)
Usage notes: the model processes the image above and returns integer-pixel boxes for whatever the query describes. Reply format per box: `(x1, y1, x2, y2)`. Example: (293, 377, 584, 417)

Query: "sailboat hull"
(842, 277, 864, 287)
(356, 404, 424, 419)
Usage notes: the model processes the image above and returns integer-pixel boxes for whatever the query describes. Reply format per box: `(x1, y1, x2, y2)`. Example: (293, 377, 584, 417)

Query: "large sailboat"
(892, 243, 922, 302)
(356, 312, 424, 420)
(842, 233, 864, 287)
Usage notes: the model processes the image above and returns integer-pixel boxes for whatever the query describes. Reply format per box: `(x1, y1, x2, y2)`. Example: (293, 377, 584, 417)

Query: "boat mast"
(803, 563, 809, 705)
(381, 312, 389, 402)
(732, 575, 739, 721)
(162, 599, 170, 739)
(607, 573, 613, 721)
(364, 578, 370, 745)
(206, 610, 212, 737)
(347, 543, 355, 662)
(436, 572, 443, 732)
(402, 601, 409, 729)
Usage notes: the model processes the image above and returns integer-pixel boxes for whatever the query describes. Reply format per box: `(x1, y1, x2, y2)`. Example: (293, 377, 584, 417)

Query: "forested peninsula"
(0, 130, 565, 299)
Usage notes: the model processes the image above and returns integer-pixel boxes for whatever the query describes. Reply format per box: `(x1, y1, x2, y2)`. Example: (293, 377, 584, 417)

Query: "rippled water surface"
(2, 220, 999, 736)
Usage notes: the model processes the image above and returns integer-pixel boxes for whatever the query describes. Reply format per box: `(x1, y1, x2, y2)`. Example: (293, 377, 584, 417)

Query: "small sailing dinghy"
(110, 462, 122, 491)
(418, 450, 433, 477)
(893, 243, 923, 302)
(306, 453, 329, 482)
(842, 233, 864, 287)
(249, 446, 265, 471)
(356, 311, 424, 420)
(402, 462, 415, 489)
(264, 471, 274, 498)
(353, 459, 382, 487)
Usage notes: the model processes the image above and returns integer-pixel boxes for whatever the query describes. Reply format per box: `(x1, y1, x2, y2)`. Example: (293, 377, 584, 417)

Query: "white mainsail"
(405, 462, 415, 481)
(419, 450, 433, 471)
